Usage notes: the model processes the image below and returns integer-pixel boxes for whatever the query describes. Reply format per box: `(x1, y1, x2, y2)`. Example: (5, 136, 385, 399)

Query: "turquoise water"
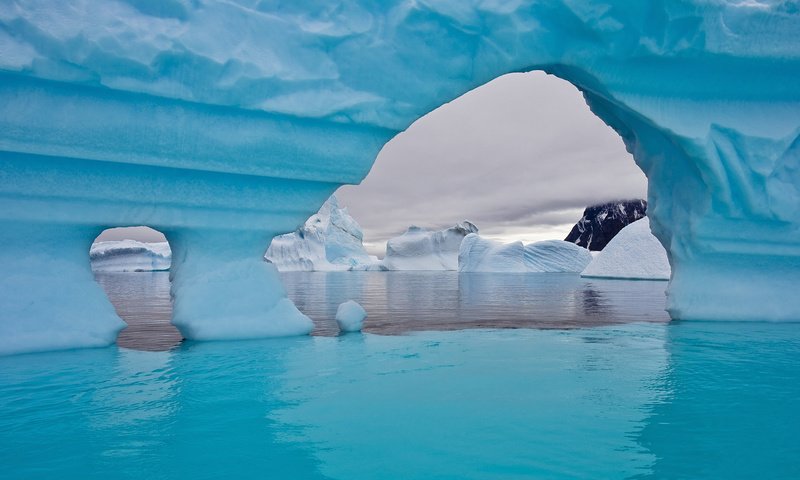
(1, 273, 799, 478)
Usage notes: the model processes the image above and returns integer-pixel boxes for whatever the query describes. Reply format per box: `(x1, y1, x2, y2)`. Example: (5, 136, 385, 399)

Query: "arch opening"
(91, 226, 182, 351)
(338, 71, 652, 265)
(270, 71, 671, 333)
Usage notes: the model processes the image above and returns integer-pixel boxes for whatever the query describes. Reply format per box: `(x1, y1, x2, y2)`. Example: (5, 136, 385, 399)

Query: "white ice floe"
(336, 300, 367, 333)
(458, 234, 592, 273)
(581, 218, 670, 281)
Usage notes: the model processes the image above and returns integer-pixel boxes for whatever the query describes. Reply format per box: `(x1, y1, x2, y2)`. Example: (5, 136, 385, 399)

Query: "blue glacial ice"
(0, 0, 799, 353)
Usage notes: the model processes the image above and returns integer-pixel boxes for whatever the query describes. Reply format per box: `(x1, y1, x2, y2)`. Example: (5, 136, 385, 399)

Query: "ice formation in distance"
(335, 300, 367, 333)
(581, 218, 670, 281)
(382, 222, 478, 271)
(1, 2, 799, 354)
(565, 200, 647, 251)
(266, 195, 378, 271)
(90, 240, 171, 272)
(459, 234, 593, 273)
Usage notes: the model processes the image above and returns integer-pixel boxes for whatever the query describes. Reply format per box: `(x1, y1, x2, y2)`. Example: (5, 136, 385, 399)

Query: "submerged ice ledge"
(1, 0, 800, 354)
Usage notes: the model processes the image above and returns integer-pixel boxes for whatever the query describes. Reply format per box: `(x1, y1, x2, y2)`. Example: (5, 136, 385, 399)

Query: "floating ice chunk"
(90, 240, 171, 272)
(459, 234, 593, 273)
(266, 195, 378, 271)
(336, 300, 366, 333)
(581, 218, 670, 281)
(382, 221, 478, 271)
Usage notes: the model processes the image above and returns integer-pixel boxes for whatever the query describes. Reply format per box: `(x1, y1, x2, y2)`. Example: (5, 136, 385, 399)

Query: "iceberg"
(459, 234, 593, 273)
(336, 300, 367, 333)
(382, 222, 478, 271)
(265, 195, 377, 271)
(90, 240, 171, 272)
(581, 218, 670, 281)
(1, 1, 799, 353)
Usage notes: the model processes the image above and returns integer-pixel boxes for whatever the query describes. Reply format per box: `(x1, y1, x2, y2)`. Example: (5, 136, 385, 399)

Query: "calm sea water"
(1, 272, 798, 478)
(94, 271, 671, 349)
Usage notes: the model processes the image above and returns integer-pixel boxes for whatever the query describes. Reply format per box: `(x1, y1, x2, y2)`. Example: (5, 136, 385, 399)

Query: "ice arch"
(0, 1, 798, 354)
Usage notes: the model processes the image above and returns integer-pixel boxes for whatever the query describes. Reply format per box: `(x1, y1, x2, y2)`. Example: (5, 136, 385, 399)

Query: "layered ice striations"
(1, 1, 799, 353)
(581, 218, 671, 281)
(265, 195, 378, 271)
(90, 240, 171, 272)
(382, 222, 478, 271)
(459, 234, 593, 273)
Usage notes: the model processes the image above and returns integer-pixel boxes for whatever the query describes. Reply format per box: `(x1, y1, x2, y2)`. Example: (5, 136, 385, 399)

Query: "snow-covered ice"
(459, 234, 593, 273)
(90, 240, 171, 272)
(335, 300, 367, 333)
(382, 222, 478, 271)
(266, 195, 378, 272)
(581, 218, 670, 281)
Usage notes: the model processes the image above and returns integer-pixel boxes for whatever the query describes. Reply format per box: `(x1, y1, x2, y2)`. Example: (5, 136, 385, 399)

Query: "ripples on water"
(94, 271, 670, 349)
(1, 272, 795, 478)
(1, 322, 799, 479)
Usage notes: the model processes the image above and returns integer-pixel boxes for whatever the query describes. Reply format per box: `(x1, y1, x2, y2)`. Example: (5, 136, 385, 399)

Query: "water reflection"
(97, 271, 669, 349)
(282, 271, 670, 335)
(633, 321, 800, 479)
(94, 272, 182, 350)
(2, 320, 799, 478)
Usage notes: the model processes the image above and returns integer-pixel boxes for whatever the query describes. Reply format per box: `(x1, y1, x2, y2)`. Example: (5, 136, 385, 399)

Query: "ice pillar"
(0, 222, 125, 355)
(167, 228, 313, 340)
(596, 95, 800, 322)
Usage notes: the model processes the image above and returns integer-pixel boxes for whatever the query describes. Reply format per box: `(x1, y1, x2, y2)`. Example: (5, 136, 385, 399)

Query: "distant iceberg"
(459, 234, 592, 273)
(581, 218, 670, 281)
(265, 195, 379, 271)
(382, 221, 478, 271)
(90, 240, 171, 272)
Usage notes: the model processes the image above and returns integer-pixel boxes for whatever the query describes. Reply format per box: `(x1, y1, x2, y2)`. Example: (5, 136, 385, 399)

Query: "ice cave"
(0, 1, 798, 354)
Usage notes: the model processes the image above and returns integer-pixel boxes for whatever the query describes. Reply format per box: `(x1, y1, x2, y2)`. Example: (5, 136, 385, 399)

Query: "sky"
(96, 71, 647, 253)
(337, 71, 647, 256)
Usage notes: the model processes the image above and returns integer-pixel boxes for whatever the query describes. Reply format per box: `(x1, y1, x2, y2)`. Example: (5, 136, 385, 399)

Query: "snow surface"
(90, 240, 171, 272)
(335, 300, 366, 333)
(1, 1, 800, 353)
(581, 218, 670, 281)
(382, 222, 478, 271)
(265, 195, 378, 271)
(459, 235, 593, 273)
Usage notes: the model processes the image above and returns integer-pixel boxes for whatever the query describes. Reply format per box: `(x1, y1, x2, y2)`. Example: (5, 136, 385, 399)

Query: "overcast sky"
(338, 71, 647, 256)
(97, 72, 647, 253)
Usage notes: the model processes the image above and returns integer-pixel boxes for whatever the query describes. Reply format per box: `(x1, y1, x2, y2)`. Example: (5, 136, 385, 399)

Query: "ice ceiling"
(0, 0, 798, 354)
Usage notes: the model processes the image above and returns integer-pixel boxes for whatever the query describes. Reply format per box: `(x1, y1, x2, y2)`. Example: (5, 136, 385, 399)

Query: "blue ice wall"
(1, 0, 799, 354)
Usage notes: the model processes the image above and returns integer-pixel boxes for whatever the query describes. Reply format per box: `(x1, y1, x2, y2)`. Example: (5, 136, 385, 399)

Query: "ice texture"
(581, 218, 670, 281)
(382, 222, 478, 271)
(459, 234, 593, 273)
(1, 1, 799, 353)
(90, 240, 171, 272)
(335, 300, 367, 333)
(265, 195, 377, 271)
